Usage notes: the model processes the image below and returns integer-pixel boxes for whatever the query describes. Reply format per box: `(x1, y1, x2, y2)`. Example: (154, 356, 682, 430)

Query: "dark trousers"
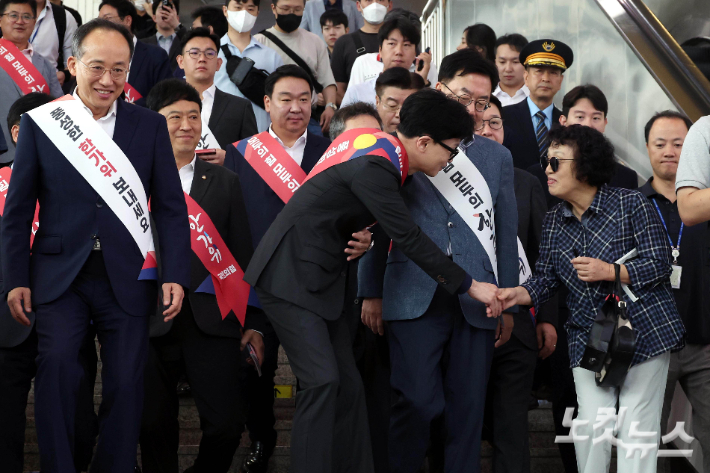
(139, 301, 246, 473)
(34, 252, 149, 473)
(387, 287, 495, 473)
(484, 334, 538, 473)
(243, 328, 279, 454)
(256, 288, 373, 473)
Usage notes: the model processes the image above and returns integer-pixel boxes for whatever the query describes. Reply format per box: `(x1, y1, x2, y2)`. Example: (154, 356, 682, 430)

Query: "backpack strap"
(352, 31, 366, 55)
(52, 3, 67, 67)
(258, 30, 324, 93)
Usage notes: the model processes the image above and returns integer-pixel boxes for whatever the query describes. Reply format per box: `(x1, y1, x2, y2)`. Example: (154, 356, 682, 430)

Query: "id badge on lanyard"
(652, 199, 683, 289)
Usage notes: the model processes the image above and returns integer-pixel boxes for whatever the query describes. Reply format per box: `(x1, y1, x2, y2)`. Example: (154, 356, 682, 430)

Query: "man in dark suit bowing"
(222, 65, 333, 473)
(140, 78, 265, 473)
(177, 27, 257, 167)
(1, 19, 190, 472)
(99, 0, 172, 107)
(502, 39, 572, 171)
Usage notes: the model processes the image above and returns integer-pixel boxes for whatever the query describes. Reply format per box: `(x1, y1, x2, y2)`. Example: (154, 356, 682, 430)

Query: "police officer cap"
(519, 39, 574, 71)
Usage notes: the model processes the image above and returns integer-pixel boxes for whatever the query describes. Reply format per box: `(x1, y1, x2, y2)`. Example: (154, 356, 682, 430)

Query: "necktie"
(535, 111, 549, 158)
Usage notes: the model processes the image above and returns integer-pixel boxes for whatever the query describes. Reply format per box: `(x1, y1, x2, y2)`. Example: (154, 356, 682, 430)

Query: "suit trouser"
(659, 344, 710, 473)
(572, 351, 670, 473)
(139, 300, 246, 473)
(255, 288, 374, 473)
(484, 334, 538, 473)
(387, 286, 495, 473)
(34, 252, 149, 473)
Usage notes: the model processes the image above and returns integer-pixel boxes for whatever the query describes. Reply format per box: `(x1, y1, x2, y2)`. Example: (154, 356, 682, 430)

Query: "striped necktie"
(535, 111, 549, 158)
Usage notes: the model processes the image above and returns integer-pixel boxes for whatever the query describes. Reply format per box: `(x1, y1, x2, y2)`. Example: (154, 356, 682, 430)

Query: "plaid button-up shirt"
(522, 185, 685, 367)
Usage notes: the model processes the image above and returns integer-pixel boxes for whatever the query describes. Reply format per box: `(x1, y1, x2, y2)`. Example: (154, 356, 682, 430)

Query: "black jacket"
(140, 26, 186, 72)
(208, 88, 258, 149)
(502, 99, 563, 171)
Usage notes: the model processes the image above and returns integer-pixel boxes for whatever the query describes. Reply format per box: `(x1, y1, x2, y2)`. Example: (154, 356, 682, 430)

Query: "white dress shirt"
(72, 89, 118, 138)
(29, 0, 78, 69)
(493, 84, 529, 107)
(156, 31, 177, 55)
(269, 126, 307, 166)
(179, 155, 197, 194)
(201, 84, 216, 124)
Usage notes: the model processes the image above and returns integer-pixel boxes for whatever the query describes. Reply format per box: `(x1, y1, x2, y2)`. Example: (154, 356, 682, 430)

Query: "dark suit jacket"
(127, 40, 172, 107)
(2, 100, 191, 317)
(209, 88, 258, 149)
(244, 155, 471, 320)
(223, 131, 330, 246)
(0, 213, 33, 348)
(150, 158, 266, 338)
(502, 99, 562, 170)
(140, 26, 187, 72)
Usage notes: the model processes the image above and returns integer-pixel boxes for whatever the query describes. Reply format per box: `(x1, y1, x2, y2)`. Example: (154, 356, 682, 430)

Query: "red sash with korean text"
(185, 192, 249, 326)
(0, 167, 40, 246)
(233, 132, 307, 204)
(306, 128, 408, 185)
(124, 83, 142, 104)
(0, 39, 49, 95)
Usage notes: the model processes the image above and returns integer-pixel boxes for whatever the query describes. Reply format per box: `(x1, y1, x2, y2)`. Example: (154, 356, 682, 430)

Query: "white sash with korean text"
(518, 237, 532, 284)
(196, 120, 221, 150)
(428, 153, 499, 282)
(27, 96, 153, 257)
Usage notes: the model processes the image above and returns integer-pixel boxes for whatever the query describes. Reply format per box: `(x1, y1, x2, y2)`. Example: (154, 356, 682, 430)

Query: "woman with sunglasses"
(499, 124, 684, 473)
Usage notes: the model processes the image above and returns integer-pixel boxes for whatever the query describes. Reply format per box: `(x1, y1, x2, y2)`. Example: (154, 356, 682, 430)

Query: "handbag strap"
(612, 263, 628, 319)
(259, 30, 324, 93)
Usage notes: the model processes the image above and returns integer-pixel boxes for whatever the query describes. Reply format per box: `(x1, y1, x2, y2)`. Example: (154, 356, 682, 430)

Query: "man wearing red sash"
(243, 88, 504, 473)
(1, 19, 190, 472)
(0, 0, 63, 164)
(139, 78, 266, 473)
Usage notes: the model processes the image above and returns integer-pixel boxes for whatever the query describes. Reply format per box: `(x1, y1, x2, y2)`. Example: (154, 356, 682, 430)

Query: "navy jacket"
(502, 98, 562, 171)
(1, 99, 191, 317)
(127, 40, 172, 107)
(358, 136, 519, 330)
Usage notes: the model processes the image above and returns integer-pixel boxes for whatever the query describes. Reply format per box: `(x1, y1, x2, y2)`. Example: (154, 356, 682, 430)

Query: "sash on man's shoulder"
(0, 39, 49, 95)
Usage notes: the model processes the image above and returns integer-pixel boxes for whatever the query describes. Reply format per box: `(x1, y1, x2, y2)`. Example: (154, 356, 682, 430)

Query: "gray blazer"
(358, 136, 520, 330)
(300, 0, 364, 41)
(0, 52, 63, 164)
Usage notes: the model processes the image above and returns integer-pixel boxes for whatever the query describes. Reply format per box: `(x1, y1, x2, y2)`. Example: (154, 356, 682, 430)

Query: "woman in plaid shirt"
(499, 125, 685, 473)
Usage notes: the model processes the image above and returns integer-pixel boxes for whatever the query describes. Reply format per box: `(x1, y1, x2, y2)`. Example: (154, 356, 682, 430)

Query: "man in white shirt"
(177, 27, 257, 165)
(30, 0, 77, 85)
(493, 33, 530, 107)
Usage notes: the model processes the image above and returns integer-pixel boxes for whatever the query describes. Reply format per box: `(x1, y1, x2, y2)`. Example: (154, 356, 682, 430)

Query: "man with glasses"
(1, 19, 190, 472)
(177, 27, 257, 166)
(0, 0, 63, 165)
(371, 67, 424, 133)
(98, 0, 172, 107)
(358, 49, 519, 473)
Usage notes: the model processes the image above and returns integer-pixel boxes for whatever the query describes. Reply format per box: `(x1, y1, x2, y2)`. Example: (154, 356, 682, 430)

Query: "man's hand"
(361, 297, 384, 335)
(161, 3, 180, 29)
(317, 92, 325, 107)
(320, 106, 335, 133)
(198, 148, 226, 166)
(467, 280, 502, 318)
(415, 50, 432, 83)
(497, 286, 532, 309)
(240, 329, 264, 367)
(571, 257, 613, 283)
(345, 227, 372, 261)
(161, 283, 184, 321)
(56, 70, 66, 86)
(537, 321, 557, 359)
(495, 312, 514, 348)
(7, 287, 32, 326)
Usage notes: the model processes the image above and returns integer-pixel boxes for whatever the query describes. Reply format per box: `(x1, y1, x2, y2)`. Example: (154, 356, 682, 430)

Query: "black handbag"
(579, 264, 637, 387)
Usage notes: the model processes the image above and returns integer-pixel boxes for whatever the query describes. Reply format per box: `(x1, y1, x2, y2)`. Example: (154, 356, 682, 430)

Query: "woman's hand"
(497, 286, 532, 309)
(571, 257, 614, 283)
(467, 280, 502, 317)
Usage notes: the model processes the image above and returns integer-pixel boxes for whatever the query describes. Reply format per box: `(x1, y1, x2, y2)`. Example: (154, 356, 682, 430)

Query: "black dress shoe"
(240, 441, 269, 473)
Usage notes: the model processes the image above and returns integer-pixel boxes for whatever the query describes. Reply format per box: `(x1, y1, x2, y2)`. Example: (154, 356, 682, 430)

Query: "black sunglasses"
(541, 155, 574, 172)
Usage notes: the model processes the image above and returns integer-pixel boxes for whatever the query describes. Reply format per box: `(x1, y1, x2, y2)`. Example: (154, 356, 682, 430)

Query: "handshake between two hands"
(466, 281, 525, 318)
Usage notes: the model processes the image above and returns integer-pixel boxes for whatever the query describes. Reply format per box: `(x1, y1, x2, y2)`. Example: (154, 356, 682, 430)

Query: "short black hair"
(264, 64, 313, 97)
(146, 78, 202, 113)
(378, 17, 420, 48)
(152, 0, 179, 15)
(463, 23, 497, 61)
(72, 18, 134, 60)
(438, 48, 499, 90)
(272, 0, 304, 5)
(383, 8, 420, 32)
(224, 0, 260, 8)
(562, 85, 609, 118)
(98, 0, 137, 33)
(7, 93, 54, 145)
(548, 124, 616, 187)
(192, 5, 228, 39)
(644, 110, 693, 143)
(329, 102, 383, 140)
(398, 88, 473, 142)
(487, 95, 503, 114)
(179, 26, 220, 53)
(375, 67, 425, 97)
(0, 0, 37, 15)
(495, 33, 528, 56)
(320, 9, 348, 29)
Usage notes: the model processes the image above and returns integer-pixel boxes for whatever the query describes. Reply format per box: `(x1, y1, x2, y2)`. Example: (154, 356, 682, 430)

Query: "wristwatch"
(325, 102, 338, 111)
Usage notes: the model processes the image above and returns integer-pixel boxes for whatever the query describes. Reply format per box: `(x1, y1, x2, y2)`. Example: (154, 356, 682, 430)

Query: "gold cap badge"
(542, 41, 555, 52)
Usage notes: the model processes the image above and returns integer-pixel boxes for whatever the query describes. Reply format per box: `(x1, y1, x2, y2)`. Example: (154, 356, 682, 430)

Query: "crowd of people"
(0, 0, 707, 473)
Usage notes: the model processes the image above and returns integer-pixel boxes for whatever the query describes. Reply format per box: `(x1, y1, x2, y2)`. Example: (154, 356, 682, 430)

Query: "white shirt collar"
(203, 83, 216, 100)
(269, 125, 308, 149)
(20, 42, 33, 60)
(72, 88, 118, 121)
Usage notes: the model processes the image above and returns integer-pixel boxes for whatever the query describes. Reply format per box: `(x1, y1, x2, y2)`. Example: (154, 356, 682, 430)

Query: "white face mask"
(227, 9, 257, 33)
(362, 2, 387, 25)
(134, 0, 146, 11)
